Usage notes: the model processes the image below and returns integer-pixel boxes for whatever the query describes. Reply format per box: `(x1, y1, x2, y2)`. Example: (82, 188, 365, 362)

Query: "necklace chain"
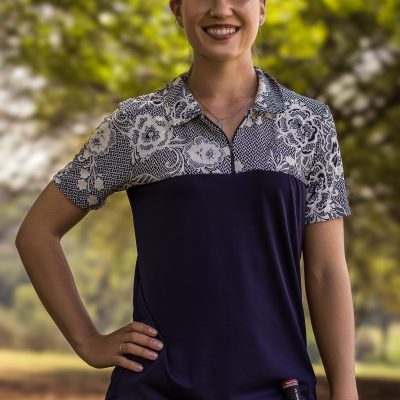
(186, 79, 256, 131)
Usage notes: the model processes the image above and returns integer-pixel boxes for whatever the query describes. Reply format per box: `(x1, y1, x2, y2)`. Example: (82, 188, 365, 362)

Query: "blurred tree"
(0, 0, 399, 352)
(260, 0, 400, 340)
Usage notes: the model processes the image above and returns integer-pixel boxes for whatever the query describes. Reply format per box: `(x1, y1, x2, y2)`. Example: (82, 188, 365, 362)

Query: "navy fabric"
(52, 64, 352, 399)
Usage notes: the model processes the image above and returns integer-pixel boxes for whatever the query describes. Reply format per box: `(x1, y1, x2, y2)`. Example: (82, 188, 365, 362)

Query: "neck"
(186, 57, 259, 105)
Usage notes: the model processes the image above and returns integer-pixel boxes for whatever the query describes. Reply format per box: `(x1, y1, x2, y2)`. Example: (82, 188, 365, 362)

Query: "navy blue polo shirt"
(52, 65, 351, 400)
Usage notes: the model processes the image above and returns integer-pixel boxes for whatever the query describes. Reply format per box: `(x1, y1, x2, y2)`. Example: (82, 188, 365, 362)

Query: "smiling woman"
(173, 0, 265, 60)
(15, 1, 357, 400)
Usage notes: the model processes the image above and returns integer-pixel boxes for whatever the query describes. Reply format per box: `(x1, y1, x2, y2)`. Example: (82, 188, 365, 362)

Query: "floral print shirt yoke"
(53, 65, 351, 400)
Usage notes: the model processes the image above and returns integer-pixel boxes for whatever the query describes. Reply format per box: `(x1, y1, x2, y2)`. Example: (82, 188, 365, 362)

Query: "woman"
(15, 0, 359, 399)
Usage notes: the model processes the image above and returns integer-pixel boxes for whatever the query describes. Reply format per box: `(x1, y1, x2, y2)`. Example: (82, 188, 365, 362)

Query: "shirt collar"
(163, 65, 285, 127)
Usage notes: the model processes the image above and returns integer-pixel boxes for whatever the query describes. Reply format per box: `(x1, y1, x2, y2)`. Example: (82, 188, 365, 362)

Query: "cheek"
(186, 26, 204, 45)
(239, 26, 259, 42)
(182, 10, 204, 38)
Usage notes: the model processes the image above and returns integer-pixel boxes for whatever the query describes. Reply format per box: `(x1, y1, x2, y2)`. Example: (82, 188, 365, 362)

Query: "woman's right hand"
(75, 321, 164, 373)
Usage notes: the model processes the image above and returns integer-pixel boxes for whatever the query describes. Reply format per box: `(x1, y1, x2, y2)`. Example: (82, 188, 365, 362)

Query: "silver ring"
(119, 341, 125, 354)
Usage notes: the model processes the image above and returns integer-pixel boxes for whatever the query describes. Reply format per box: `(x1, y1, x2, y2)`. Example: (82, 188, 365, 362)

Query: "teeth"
(206, 27, 237, 36)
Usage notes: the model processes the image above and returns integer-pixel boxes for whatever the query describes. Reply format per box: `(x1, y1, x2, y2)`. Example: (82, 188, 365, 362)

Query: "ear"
(259, 0, 267, 24)
(169, 0, 182, 25)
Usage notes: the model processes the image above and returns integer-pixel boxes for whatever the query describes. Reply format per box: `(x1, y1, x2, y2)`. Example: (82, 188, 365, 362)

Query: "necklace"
(186, 79, 256, 132)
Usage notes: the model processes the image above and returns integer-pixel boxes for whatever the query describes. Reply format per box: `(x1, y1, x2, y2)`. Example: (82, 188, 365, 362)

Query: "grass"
(1, 348, 400, 381)
(313, 362, 400, 381)
(0, 348, 111, 383)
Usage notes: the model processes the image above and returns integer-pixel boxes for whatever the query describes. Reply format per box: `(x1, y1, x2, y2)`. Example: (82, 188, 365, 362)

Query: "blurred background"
(1, 0, 399, 399)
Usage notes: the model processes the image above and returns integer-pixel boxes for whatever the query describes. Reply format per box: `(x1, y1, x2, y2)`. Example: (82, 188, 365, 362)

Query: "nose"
(209, 0, 234, 19)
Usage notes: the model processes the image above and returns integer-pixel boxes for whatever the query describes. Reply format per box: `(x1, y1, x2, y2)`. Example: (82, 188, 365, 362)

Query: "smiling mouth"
(201, 26, 241, 40)
(201, 27, 241, 33)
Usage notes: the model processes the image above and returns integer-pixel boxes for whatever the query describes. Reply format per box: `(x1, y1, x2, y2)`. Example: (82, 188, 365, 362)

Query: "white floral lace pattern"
(52, 65, 351, 223)
(183, 137, 226, 171)
(52, 108, 134, 209)
(304, 104, 351, 223)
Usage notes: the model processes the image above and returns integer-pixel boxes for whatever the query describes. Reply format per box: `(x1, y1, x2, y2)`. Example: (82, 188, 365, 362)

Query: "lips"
(202, 27, 240, 41)
(201, 27, 241, 36)
(202, 25, 241, 32)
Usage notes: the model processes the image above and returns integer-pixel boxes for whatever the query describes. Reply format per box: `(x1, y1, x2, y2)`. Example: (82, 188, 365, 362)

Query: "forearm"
(305, 264, 358, 400)
(15, 228, 99, 351)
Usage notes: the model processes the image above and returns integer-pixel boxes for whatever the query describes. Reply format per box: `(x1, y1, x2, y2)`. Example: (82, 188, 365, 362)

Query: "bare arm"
(15, 180, 99, 349)
(15, 181, 164, 372)
(303, 217, 358, 400)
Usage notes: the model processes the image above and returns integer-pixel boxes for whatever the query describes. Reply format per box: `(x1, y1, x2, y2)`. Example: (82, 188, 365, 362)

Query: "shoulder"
(102, 89, 167, 142)
(261, 70, 340, 152)
(110, 87, 172, 156)
(265, 73, 336, 141)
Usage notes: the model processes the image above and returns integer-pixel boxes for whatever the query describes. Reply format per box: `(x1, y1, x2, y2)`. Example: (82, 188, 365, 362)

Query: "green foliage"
(1, 0, 399, 364)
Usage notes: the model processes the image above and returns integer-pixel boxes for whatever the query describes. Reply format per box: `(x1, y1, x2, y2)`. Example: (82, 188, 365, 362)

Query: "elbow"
(15, 228, 26, 249)
(15, 223, 35, 249)
(15, 224, 61, 249)
(15, 213, 31, 248)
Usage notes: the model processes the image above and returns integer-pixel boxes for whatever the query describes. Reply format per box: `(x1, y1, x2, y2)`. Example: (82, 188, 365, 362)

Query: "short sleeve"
(52, 106, 133, 210)
(304, 104, 351, 224)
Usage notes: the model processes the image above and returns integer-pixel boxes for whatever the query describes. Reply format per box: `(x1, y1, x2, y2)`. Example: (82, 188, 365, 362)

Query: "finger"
(114, 355, 144, 373)
(123, 330, 164, 352)
(124, 321, 158, 337)
(122, 341, 159, 361)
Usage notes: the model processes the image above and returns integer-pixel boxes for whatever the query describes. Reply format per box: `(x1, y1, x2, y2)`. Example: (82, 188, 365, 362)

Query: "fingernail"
(149, 327, 157, 335)
(148, 351, 158, 359)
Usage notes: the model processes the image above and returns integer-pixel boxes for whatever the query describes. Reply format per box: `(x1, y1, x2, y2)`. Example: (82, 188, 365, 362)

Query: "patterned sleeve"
(52, 105, 133, 210)
(304, 104, 352, 224)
